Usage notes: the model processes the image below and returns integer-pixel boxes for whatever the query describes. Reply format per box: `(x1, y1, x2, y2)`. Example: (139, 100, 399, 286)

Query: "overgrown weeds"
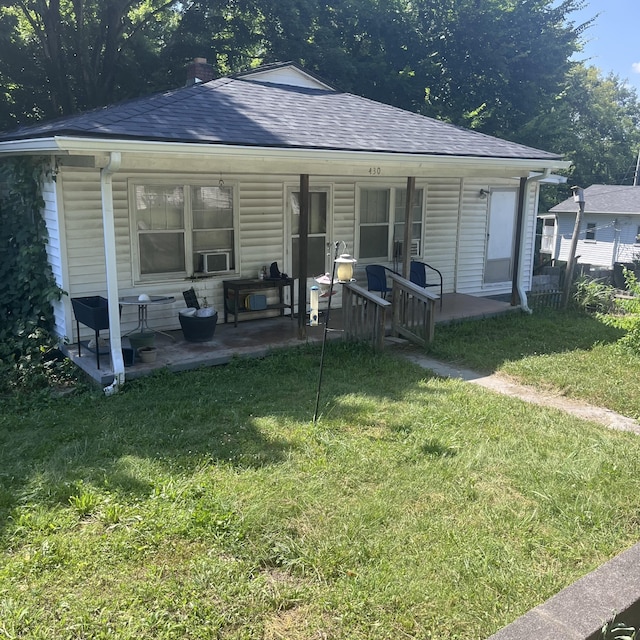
(573, 276, 617, 313)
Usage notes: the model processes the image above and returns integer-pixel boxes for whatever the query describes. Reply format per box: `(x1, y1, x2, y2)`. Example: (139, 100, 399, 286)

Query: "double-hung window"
(585, 222, 596, 241)
(133, 183, 236, 280)
(358, 186, 424, 262)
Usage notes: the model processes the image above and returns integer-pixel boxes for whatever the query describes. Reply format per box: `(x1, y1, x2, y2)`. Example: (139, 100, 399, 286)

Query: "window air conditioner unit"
(198, 250, 231, 273)
(393, 239, 421, 260)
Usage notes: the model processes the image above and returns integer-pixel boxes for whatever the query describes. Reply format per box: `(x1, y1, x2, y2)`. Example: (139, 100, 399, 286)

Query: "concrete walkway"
(402, 352, 640, 436)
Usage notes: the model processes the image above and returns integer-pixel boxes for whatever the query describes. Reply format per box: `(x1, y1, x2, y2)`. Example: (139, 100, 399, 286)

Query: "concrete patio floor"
(65, 293, 517, 386)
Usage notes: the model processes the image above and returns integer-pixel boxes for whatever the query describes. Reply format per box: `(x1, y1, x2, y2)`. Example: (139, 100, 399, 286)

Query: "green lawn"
(1, 342, 640, 639)
(427, 307, 640, 420)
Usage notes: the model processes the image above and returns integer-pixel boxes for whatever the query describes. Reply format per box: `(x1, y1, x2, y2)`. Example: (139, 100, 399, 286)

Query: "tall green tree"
(160, 0, 263, 85)
(407, 0, 588, 135)
(525, 64, 640, 208)
(256, 0, 433, 112)
(247, 0, 588, 140)
(556, 65, 640, 187)
(3, 0, 638, 203)
(0, 0, 182, 128)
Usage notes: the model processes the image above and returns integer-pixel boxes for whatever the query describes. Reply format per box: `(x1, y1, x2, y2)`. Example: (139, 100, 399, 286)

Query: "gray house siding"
(554, 212, 640, 268)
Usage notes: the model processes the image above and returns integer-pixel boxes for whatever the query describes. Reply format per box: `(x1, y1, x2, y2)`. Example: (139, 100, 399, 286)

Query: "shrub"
(573, 276, 616, 313)
(617, 268, 640, 355)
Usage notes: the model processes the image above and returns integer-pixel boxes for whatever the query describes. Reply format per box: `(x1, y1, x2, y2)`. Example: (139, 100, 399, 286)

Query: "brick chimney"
(186, 57, 215, 85)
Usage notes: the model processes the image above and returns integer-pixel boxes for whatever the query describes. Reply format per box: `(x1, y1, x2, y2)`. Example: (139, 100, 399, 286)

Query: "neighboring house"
(540, 185, 640, 269)
(0, 61, 568, 387)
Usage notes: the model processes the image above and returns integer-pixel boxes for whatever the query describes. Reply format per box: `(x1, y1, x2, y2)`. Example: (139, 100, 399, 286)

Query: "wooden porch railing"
(389, 272, 439, 346)
(341, 274, 439, 350)
(341, 282, 391, 351)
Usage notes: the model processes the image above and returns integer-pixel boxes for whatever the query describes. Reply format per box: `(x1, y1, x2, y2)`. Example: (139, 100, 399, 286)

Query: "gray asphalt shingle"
(0, 76, 561, 161)
(551, 185, 640, 214)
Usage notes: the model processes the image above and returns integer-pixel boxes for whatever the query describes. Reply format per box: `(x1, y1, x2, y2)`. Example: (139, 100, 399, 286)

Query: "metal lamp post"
(313, 242, 356, 423)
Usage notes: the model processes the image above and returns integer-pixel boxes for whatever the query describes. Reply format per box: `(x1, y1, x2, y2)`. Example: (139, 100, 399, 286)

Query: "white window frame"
(585, 222, 596, 242)
(355, 184, 425, 263)
(129, 179, 239, 283)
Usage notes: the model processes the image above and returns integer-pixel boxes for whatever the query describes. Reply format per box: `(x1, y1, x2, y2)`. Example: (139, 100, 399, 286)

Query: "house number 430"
(368, 167, 382, 175)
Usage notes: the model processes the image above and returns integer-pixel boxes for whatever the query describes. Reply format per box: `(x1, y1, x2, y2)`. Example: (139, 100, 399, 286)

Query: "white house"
(540, 185, 640, 270)
(0, 61, 569, 389)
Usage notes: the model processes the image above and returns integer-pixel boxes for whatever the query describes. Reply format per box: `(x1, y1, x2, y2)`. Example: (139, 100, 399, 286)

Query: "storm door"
(484, 189, 517, 284)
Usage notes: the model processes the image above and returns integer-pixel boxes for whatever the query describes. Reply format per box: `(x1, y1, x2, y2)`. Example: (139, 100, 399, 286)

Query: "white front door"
(287, 187, 331, 294)
(484, 189, 517, 284)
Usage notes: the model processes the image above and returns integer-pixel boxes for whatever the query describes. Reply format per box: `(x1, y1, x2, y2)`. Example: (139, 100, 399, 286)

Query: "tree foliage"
(550, 66, 640, 187)
(0, 0, 639, 195)
(0, 0, 182, 125)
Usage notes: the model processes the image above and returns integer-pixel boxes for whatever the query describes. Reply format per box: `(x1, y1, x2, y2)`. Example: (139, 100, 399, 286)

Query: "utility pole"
(634, 149, 640, 186)
(562, 186, 585, 309)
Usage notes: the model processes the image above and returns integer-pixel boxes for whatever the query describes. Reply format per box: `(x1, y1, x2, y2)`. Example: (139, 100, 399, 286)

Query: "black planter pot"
(179, 312, 218, 342)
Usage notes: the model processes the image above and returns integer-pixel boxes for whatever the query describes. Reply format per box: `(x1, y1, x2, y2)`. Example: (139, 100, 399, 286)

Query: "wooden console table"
(223, 278, 294, 327)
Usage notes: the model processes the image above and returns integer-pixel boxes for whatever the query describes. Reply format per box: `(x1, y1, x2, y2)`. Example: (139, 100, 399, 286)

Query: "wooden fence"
(527, 289, 563, 309)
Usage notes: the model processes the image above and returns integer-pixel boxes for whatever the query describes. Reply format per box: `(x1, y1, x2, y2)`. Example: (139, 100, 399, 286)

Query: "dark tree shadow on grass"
(0, 343, 443, 537)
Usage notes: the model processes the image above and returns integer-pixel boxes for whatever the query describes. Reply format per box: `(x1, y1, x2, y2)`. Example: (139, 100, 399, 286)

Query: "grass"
(2, 342, 640, 638)
(426, 307, 640, 420)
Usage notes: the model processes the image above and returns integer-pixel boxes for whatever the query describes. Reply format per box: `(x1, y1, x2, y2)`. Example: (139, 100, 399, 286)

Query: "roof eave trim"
(0, 137, 63, 154)
(1, 136, 571, 171)
(59, 137, 571, 170)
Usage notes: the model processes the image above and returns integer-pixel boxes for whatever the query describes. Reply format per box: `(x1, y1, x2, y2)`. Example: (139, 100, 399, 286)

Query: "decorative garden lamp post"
(313, 242, 357, 423)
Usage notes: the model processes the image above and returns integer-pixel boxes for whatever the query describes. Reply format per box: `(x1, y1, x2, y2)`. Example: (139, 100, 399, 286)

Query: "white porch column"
(100, 152, 125, 394)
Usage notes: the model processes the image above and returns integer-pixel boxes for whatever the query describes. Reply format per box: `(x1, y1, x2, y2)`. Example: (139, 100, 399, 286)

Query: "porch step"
(384, 336, 410, 347)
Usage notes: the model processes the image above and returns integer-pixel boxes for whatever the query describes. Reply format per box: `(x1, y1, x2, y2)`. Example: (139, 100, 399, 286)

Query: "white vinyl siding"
(333, 182, 356, 249)
(424, 179, 461, 293)
(239, 177, 287, 281)
(52, 159, 536, 336)
(41, 169, 67, 338)
(61, 168, 108, 293)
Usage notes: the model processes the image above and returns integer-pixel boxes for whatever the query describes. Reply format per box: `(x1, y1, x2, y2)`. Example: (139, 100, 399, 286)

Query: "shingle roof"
(551, 185, 640, 214)
(0, 76, 562, 161)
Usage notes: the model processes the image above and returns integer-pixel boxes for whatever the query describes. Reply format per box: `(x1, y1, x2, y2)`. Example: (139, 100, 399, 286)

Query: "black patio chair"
(410, 261, 443, 310)
(365, 264, 395, 299)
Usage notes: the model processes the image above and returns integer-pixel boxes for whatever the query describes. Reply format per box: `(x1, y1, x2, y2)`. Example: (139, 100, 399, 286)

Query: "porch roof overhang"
(0, 135, 571, 179)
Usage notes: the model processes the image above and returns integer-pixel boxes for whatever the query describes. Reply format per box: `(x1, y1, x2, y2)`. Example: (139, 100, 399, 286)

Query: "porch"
(65, 293, 517, 386)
